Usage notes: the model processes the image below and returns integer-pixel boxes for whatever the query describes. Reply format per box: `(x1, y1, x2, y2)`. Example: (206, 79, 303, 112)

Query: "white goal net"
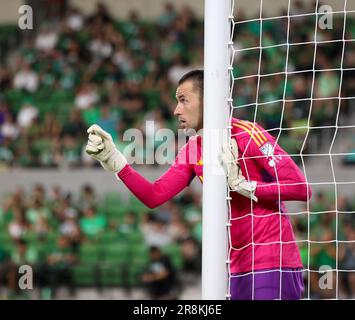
(227, 0, 355, 299)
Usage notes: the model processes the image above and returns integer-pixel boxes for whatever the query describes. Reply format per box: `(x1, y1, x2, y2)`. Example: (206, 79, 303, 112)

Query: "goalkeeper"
(85, 70, 312, 300)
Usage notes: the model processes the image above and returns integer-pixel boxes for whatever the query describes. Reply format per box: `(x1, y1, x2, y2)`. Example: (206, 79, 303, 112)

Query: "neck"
(196, 128, 203, 137)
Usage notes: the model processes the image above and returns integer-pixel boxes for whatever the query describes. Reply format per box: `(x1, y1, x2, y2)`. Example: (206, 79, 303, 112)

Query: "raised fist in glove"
(85, 124, 127, 173)
(219, 138, 258, 202)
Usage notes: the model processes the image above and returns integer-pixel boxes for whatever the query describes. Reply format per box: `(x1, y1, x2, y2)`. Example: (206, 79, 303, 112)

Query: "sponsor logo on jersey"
(259, 142, 283, 167)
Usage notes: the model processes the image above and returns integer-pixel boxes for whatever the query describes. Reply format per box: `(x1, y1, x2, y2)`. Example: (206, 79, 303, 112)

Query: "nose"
(174, 103, 183, 116)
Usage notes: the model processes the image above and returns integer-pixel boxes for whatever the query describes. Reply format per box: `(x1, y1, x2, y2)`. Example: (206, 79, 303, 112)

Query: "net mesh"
(227, 0, 355, 299)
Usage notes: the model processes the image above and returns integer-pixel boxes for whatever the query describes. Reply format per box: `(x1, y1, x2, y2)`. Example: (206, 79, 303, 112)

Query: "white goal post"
(202, 0, 231, 300)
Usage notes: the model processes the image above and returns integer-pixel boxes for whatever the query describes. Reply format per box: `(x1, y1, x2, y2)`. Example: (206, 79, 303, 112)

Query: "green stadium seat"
(73, 264, 98, 287)
(127, 269, 143, 286)
(127, 256, 149, 286)
(45, 232, 60, 247)
(23, 231, 38, 243)
(104, 205, 126, 219)
(99, 265, 125, 286)
(103, 243, 129, 265)
(0, 236, 13, 252)
(103, 192, 121, 207)
(0, 230, 10, 242)
(79, 244, 101, 264)
(99, 231, 119, 244)
(128, 197, 147, 215)
(129, 244, 149, 260)
(126, 231, 144, 244)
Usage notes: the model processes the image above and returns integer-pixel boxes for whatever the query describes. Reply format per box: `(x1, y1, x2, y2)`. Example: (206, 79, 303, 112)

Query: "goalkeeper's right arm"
(85, 124, 194, 209)
(86, 124, 127, 172)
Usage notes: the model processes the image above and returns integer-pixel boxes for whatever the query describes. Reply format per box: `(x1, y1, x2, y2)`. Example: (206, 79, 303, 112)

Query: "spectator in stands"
(42, 113, 62, 141)
(31, 183, 46, 206)
(33, 216, 51, 241)
(25, 198, 51, 227)
(87, 2, 113, 26)
(141, 246, 180, 299)
(0, 245, 13, 298)
(61, 133, 82, 167)
(13, 61, 39, 93)
(342, 138, 355, 166)
(96, 105, 119, 141)
(77, 184, 97, 211)
(340, 223, 355, 299)
(180, 237, 201, 275)
(1, 113, 20, 141)
(0, 67, 11, 91)
(89, 31, 113, 60)
(62, 109, 86, 140)
(11, 239, 39, 270)
(117, 211, 138, 235)
(8, 206, 28, 241)
(79, 206, 107, 241)
(74, 83, 99, 110)
(47, 185, 63, 210)
(153, 201, 175, 225)
(59, 216, 81, 252)
(158, 3, 177, 28)
(57, 193, 78, 221)
(65, 6, 84, 32)
(168, 55, 193, 85)
(168, 213, 189, 243)
(0, 97, 8, 125)
(16, 101, 39, 131)
(0, 137, 14, 165)
(35, 23, 58, 53)
(119, 80, 145, 123)
(141, 213, 172, 247)
(46, 236, 77, 298)
(112, 50, 133, 79)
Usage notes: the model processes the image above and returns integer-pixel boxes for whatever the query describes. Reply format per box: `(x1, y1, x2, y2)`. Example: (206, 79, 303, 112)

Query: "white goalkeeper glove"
(219, 139, 258, 202)
(85, 124, 127, 173)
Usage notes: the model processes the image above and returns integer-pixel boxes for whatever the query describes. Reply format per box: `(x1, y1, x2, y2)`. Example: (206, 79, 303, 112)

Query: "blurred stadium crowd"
(0, 1, 354, 299)
(0, 183, 202, 299)
(0, 1, 354, 168)
(0, 2, 203, 168)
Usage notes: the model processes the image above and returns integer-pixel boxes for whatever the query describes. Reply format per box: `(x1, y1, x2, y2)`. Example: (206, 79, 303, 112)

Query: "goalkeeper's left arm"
(85, 125, 194, 209)
(219, 137, 312, 203)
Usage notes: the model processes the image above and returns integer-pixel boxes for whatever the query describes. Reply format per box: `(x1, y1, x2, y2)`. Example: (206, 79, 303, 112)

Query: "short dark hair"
(178, 69, 204, 99)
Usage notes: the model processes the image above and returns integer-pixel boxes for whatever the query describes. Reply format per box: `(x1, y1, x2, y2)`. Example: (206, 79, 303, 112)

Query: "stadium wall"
(0, 167, 201, 198)
(0, 161, 354, 198)
(0, 0, 352, 23)
(0, 0, 23, 23)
